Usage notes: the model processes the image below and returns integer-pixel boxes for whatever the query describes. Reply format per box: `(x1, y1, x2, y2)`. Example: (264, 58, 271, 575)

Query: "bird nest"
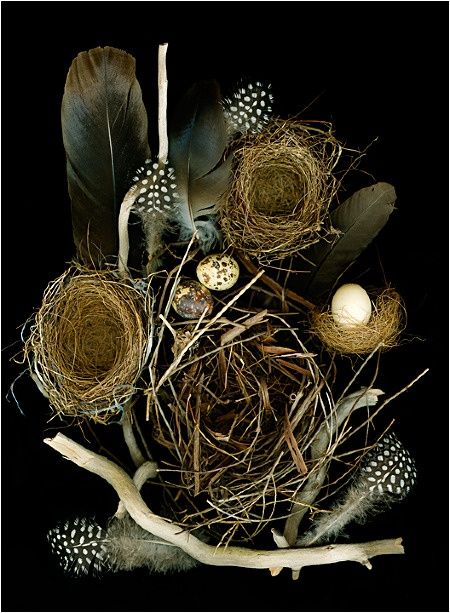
(221, 119, 342, 262)
(24, 265, 152, 424)
(311, 288, 405, 355)
(144, 253, 388, 545)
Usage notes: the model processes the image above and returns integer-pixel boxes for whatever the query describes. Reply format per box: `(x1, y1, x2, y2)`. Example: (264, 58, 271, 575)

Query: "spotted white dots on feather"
(223, 81, 273, 135)
(130, 160, 179, 216)
(47, 517, 109, 577)
(359, 432, 417, 501)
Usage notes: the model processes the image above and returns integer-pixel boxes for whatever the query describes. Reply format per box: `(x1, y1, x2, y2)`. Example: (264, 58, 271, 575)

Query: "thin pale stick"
(158, 43, 169, 165)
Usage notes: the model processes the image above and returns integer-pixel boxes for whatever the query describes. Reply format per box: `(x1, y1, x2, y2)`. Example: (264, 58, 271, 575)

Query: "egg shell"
(331, 283, 372, 328)
(172, 280, 214, 319)
(196, 254, 240, 291)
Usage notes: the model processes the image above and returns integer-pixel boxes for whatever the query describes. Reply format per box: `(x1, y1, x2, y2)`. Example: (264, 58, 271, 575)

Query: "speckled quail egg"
(196, 254, 240, 291)
(331, 283, 372, 328)
(172, 280, 214, 319)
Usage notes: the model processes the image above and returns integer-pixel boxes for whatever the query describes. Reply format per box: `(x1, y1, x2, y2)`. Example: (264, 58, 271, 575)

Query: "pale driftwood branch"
(115, 460, 158, 519)
(117, 185, 139, 276)
(44, 432, 404, 574)
(122, 408, 146, 468)
(157, 43, 169, 165)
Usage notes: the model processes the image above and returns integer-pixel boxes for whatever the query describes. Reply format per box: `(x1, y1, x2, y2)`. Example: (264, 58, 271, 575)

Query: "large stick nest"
(145, 258, 345, 544)
(25, 266, 152, 424)
(221, 119, 342, 263)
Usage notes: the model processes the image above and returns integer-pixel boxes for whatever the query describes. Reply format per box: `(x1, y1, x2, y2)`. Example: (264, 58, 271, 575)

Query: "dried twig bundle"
(311, 288, 405, 355)
(25, 265, 151, 424)
(221, 119, 342, 262)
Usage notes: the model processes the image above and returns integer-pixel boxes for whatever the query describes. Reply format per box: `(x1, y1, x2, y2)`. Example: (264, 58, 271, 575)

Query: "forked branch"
(44, 433, 404, 575)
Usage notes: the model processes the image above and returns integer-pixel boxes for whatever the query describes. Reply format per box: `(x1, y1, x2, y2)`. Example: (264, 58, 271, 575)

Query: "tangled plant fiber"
(311, 288, 405, 355)
(222, 119, 342, 262)
(25, 265, 151, 424)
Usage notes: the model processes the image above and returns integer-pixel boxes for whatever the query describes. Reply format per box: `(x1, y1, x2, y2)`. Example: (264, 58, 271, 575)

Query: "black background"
(2, 2, 448, 612)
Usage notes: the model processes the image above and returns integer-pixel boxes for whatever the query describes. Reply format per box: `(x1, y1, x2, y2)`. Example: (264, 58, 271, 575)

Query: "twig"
(45, 433, 404, 574)
(117, 185, 140, 277)
(155, 270, 265, 391)
(238, 253, 316, 311)
(115, 460, 158, 519)
(220, 310, 268, 346)
(158, 43, 169, 165)
(122, 406, 146, 468)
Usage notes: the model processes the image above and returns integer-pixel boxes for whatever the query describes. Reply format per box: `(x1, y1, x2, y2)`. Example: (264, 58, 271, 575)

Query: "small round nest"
(311, 288, 405, 355)
(221, 119, 342, 262)
(26, 266, 151, 424)
(151, 307, 329, 544)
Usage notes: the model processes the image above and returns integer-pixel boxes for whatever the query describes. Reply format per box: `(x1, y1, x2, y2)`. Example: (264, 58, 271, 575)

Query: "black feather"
(300, 183, 397, 299)
(62, 46, 150, 266)
(168, 80, 232, 251)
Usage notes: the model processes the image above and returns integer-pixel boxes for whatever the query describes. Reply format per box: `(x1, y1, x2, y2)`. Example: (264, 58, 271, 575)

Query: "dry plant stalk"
(222, 119, 342, 262)
(311, 288, 405, 355)
(25, 265, 152, 424)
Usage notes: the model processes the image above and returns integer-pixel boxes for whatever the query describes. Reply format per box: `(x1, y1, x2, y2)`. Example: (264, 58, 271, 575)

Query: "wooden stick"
(115, 460, 158, 519)
(158, 43, 169, 166)
(238, 253, 316, 311)
(117, 185, 139, 277)
(45, 432, 404, 574)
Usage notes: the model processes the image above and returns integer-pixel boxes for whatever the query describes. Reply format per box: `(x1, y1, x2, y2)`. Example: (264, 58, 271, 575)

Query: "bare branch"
(45, 432, 404, 574)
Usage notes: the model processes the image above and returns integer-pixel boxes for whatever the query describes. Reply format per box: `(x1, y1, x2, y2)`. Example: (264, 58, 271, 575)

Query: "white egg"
(331, 283, 372, 328)
(196, 254, 240, 291)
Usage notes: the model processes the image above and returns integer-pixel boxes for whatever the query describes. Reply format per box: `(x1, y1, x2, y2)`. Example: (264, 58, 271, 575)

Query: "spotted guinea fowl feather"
(297, 433, 417, 546)
(47, 515, 198, 577)
(222, 81, 273, 136)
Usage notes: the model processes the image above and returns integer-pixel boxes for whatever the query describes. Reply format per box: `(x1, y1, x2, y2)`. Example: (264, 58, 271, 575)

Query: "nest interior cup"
(26, 266, 150, 424)
(221, 119, 342, 262)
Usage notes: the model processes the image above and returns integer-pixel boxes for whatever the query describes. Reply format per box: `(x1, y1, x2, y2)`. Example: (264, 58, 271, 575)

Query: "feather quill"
(168, 80, 232, 252)
(297, 433, 416, 546)
(301, 183, 397, 299)
(62, 46, 150, 266)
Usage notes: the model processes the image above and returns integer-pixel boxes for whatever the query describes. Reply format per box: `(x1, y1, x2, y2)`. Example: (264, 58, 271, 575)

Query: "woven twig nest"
(221, 119, 342, 262)
(311, 288, 405, 355)
(25, 266, 151, 424)
(148, 266, 335, 544)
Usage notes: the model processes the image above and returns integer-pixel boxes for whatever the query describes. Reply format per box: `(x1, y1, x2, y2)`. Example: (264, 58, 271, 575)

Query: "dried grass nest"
(221, 119, 342, 262)
(311, 288, 405, 355)
(25, 265, 151, 424)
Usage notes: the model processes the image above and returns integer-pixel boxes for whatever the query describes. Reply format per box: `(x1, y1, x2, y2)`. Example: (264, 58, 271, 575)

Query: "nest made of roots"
(25, 265, 151, 424)
(311, 288, 405, 355)
(221, 119, 342, 263)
